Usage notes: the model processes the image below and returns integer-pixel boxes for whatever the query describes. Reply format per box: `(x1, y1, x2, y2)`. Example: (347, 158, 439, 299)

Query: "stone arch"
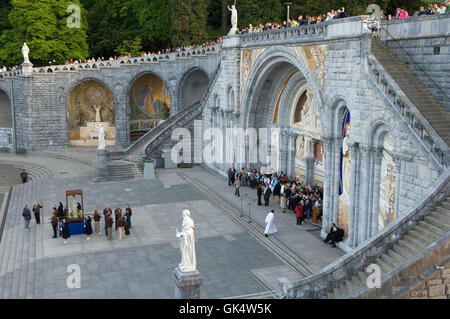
(0, 88, 14, 150)
(65, 78, 118, 147)
(226, 85, 235, 112)
(240, 46, 325, 131)
(126, 71, 173, 143)
(179, 67, 210, 109)
(0, 88, 12, 128)
(328, 96, 351, 138)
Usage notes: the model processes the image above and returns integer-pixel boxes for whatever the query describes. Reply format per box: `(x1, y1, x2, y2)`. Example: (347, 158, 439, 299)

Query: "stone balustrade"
(0, 70, 22, 78)
(366, 46, 449, 169)
(282, 167, 450, 298)
(29, 44, 221, 75)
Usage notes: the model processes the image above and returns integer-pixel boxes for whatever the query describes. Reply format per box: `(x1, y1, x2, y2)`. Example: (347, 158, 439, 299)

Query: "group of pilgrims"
(47, 203, 133, 243)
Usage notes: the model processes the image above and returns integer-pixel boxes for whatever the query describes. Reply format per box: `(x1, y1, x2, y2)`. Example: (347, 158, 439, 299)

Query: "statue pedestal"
(96, 149, 109, 177)
(21, 62, 33, 76)
(173, 267, 202, 299)
(144, 159, 156, 180)
(228, 28, 238, 36)
(162, 149, 177, 169)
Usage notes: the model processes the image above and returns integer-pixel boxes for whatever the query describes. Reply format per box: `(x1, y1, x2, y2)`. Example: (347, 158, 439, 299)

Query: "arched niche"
(180, 69, 210, 109)
(129, 73, 171, 142)
(67, 80, 116, 147)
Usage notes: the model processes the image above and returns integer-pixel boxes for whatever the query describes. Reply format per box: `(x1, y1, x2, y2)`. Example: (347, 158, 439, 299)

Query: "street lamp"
(284, 2, 293, 21)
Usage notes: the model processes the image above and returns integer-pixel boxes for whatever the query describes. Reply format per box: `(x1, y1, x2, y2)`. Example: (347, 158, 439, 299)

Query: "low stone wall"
(356, 236, 450, 299)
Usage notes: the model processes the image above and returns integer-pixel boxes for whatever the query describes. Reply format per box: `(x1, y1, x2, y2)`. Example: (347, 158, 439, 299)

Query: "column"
(279, 129, 289, 174)
(286, 132, 298, 179)
(358, 144, 373, 244)
(370, 147, 383, 236)
(347, 142, 359, 248)
(321, 136, 333, 237)
(303, 136, 315, 186)
(392, 153, 404, 222)
(332, 137, 343, 226)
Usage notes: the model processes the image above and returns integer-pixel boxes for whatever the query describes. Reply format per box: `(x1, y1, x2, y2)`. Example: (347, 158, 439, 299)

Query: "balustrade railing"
(30, 44, 221, 74)
(366, 38, 449, 168)
(283, 167, 450, 298)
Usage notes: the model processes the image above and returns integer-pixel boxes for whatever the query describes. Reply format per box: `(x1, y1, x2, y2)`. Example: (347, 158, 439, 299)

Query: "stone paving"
(0, 149, 344, 298)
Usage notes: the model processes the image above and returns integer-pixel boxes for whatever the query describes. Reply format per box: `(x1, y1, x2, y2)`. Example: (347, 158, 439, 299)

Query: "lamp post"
(284, 2, 293, 21)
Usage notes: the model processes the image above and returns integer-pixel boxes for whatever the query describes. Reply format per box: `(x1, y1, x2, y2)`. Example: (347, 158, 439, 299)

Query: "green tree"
(170, 0, 208, 48)
(0, 0, 88, 66)
(82, 0, 140, 58)
(133, 0, 172, 51)
(236, 0, 282, 29)
(115, 36, 142, 56)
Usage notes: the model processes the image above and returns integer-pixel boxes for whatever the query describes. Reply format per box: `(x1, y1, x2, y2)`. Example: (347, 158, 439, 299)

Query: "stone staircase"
(0, 180, 43, 298)
(323, 197, 450, 299)
(0, 160, 55, 182)
(367, 38, 450, 167)
(371, 39, 450, 147)
(281, 169, 450, 299)
(94, 160, 143, 182)
(104, 63, 221, 176)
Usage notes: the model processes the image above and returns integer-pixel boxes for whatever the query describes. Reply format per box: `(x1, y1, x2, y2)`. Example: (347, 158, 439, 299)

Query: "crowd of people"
(227, 166, 331, 236)
(21, 201, 133, 243)
(61, 38, 223, 66)
(235, 2, 449, 34)
(1, 2, 448, 70)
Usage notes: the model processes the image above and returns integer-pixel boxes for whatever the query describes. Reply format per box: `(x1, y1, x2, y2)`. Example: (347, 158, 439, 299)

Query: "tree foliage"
(115, 36, 142, 56)
(170, 0, 208, 48)
(0, 0, 88, 66)
(236, 0, 283, 28)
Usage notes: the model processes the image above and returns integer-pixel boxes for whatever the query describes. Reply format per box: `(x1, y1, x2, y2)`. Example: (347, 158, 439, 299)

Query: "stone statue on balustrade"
(22, 43, 30, 64)
(95, 123, 106, 150)
(228, 3, 238, 35)
(176, 210, 197, 273)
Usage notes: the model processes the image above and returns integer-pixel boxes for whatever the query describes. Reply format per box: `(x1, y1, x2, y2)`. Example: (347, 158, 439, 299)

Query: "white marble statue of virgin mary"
(176, 210, 196, 272)
(95, 123, 106, 150)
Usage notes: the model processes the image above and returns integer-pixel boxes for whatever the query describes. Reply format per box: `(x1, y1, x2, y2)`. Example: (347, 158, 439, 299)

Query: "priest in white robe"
(264, 209, 277, 237)
(176, 210, 197, 272)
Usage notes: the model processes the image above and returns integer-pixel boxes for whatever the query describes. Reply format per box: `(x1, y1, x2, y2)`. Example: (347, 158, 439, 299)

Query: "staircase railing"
(122, 62, 222, 160)
(140, 62, 222, 157)
(282, 167, 450, 298)
(366, 38, 449, 168)
(378, 23, 450, 104)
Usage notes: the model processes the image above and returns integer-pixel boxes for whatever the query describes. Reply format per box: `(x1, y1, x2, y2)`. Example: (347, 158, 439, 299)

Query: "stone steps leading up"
(0, 180, 42, 298)
(321, 197, 450, 299)
(371, 39, 450, 147)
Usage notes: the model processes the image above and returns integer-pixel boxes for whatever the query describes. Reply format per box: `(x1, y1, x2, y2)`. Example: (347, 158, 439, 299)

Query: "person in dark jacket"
(84, 215, 93, 238)
(257, 182, 263, 206)
(61, 218, 70, 243)
(117, 215, 125, 240)
(125, 204, 132, 228)
(93, 209, 101, 233)
(57, 202, 64, 218)
(114, 205, 122, 230)
(103, 206, 112, 236)
(22, 204, 32, 229)
(49, 208, 58, 238)
(263, 184, 271, 206)
(323, 223, 344, 247)
(105, 213, 114, 240)
(32, 201, 43, 224)
(124, 215, 130, 236)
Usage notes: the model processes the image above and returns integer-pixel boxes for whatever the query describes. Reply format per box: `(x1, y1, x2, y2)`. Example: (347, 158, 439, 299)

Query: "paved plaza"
(0, 150, 342, 299)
